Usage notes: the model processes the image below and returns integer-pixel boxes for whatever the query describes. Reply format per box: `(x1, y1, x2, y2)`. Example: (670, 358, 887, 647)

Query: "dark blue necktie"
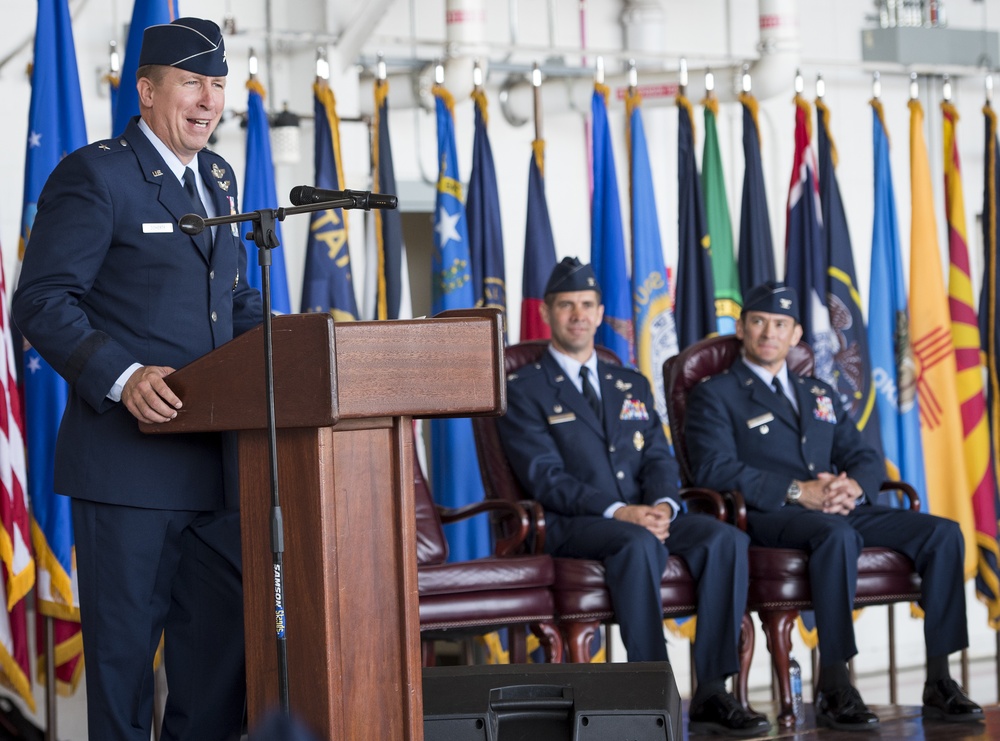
(580, 366, 603, 422)
(183, 167, 208, 219)
(771, 376, 797, 418)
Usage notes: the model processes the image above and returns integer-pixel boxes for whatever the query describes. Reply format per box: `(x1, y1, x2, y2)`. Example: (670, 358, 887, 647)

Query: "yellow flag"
(908, 99, 976, 577)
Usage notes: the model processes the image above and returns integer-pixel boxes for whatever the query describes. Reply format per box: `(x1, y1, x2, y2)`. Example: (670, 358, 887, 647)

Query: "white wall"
(4, 0, 1000, 735)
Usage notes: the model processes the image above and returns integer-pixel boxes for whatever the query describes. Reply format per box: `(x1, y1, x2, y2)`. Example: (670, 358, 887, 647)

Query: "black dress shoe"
(689, 691, 771, 737)
(815, 686, 880, 732)
(922, 678, 984, 723)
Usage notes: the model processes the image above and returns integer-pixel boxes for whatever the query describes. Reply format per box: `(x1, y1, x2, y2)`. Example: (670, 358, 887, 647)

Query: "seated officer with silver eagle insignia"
(497, 257, 769, 737)
(685, 280, 982, 732)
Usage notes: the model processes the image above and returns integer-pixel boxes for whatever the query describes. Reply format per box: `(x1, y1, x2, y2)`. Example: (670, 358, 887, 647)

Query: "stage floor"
(683, 701, 1000, 739)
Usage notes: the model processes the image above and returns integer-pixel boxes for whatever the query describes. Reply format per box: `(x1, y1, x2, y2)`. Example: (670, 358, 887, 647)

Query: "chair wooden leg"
(760, 609, 798, 728)
(531, 621, 564, 663)
(734, 613, 754, 709)
(509, 628, 527, 664)
(562, 620, 601, 663)
(421, 640, 436, 667)
(888, 605, 897, 705)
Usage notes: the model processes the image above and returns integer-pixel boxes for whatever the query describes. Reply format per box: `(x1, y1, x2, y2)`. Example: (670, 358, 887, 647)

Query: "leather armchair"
(664, 334, 922, 727)
(473, 340, 754, 674)
(413, 450, 563, 665)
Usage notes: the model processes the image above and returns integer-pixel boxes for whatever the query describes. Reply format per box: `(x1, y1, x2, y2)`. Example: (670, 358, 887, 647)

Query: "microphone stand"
(181, 198, 353, 715)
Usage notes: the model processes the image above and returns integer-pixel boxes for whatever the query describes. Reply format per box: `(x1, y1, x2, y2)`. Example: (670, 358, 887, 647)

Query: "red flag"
(520, 140, 557, 341)
(943, 102, 998, 610)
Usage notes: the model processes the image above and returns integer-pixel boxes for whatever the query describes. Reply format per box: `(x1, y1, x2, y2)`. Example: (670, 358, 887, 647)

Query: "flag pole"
(45, 617, 55, 741)
(532, 62, 543, 143)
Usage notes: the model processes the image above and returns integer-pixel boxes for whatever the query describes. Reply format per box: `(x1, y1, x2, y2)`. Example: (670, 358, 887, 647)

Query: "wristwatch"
(786, 480, 802, 503)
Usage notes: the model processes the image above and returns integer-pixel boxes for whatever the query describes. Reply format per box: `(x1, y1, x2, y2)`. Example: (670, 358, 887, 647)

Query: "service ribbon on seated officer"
(685, 281, 983, 732)
(13, 17, 261, 741)
(496, 257, 770, 737)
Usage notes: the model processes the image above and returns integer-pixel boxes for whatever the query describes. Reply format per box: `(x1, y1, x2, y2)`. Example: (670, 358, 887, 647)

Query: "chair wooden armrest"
(878, 480, 921, 511)
(716, 490, 749, 531)
(515, 499, 547, 554)
(679, 487, 727, 520)
(436, 499, 531, 556)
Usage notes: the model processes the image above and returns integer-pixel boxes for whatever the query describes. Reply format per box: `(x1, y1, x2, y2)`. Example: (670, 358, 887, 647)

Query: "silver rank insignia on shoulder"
(810, 385, 825, 395)
(633, 431, 644, 451)
(212, 163, 226, 179)
(229, 196, 239, 235)
(151, 169, 163, 177)
(98, 143, 110, 151)
(218, 180, 231, 192)
(614, 379, 632, 392)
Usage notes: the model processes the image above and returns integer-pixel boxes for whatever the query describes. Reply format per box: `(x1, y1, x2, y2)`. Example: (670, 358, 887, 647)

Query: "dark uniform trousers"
(686, 360, 969, 666)
(498, 352, 749, 681)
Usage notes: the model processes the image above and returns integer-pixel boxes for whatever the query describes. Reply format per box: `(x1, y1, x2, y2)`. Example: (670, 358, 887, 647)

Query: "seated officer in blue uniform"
(497, 257, 769, 737)
(685, 281, 982, 731)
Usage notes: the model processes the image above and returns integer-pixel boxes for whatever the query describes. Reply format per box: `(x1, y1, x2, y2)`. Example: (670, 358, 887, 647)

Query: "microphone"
(179, 213, 206, 235)
(289, 186, 398, 210)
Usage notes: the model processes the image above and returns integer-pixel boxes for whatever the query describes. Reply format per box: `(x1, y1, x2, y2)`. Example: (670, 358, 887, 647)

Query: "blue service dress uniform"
(685, 359, 969, 664)
(498, 350, 749, 680)
(13, 118, 262, 740)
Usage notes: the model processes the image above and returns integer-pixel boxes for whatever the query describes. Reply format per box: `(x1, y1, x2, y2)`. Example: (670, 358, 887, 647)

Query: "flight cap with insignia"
(742, 280, 799, 323)
(138, 17, 228, 77)
(544, 257, 602, 298)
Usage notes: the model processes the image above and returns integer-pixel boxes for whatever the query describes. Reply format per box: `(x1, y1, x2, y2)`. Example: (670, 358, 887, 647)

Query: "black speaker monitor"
(423, 662, 681, 741)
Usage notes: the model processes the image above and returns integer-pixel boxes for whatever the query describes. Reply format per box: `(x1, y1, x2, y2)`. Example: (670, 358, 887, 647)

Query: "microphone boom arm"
(178, 197, 356, 237)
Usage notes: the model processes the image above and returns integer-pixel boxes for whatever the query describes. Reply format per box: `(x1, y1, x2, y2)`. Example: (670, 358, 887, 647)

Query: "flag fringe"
(30, 520, 73, 610)
(0, 645, 34, 713)
(815, 98, 839, 169)
(738, 92, 762, 146)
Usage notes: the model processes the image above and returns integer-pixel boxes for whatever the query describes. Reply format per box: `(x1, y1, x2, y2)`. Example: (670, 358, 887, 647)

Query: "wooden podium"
(141, 310, 505, 740)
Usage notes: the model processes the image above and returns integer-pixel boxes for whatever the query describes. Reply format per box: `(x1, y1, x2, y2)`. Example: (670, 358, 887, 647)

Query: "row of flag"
(581, 74, 1000, 640)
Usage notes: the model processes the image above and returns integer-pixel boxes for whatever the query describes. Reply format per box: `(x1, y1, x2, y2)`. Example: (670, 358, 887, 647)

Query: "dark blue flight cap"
(138, 17, 228, 77)
(742, 280, 800, 322)
(544, 257, 602, 298)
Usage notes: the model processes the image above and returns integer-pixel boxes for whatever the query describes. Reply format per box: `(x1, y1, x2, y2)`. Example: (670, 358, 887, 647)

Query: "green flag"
(701, 96, 742, 333)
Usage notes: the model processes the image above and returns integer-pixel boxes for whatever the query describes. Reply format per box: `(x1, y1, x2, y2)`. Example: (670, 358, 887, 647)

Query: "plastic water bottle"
(789, 656, 804, 726)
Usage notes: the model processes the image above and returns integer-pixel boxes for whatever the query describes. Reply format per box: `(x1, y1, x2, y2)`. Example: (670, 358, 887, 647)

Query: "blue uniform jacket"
(497, 351, 680, 548)
(685, 359, 884, 512)
(13, 118, 262, 511)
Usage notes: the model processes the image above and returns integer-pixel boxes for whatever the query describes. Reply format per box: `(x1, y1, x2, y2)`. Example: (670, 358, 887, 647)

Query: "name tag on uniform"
(547, 412, 577, 425)
(746, 413, 774, 429)
(142, 223, 174, 233)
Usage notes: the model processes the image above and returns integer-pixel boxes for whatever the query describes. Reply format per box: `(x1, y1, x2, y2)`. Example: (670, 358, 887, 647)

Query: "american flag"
(0, 247, 34, 709)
